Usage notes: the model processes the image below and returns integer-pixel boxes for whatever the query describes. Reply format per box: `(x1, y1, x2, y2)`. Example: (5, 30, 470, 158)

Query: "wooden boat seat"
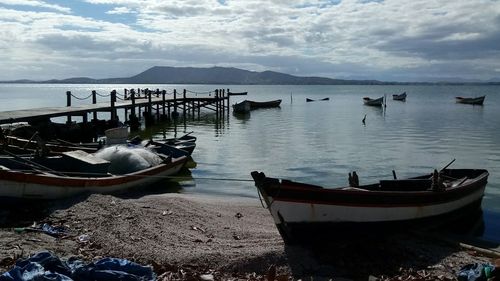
(444, 177, 468, 188)
(379, 179, 432, 191)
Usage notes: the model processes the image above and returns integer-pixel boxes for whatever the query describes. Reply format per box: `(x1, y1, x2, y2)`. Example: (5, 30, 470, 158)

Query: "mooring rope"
(5, 168, 254, 182)
(185, 90, 214, 95)
(95, 92, 111, 98)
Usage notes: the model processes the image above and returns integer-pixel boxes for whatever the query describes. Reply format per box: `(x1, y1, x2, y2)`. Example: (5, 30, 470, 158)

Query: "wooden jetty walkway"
(0, 88, 244, 126)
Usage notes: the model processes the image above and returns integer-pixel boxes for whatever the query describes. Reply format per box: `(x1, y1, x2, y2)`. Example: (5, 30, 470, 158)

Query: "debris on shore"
(1, 193, 498, 280)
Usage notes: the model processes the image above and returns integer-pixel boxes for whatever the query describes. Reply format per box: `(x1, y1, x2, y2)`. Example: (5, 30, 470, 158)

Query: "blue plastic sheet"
(457, 263, 494, 281)
(0, 252, 156, 281)
(41, 224, 69, 238)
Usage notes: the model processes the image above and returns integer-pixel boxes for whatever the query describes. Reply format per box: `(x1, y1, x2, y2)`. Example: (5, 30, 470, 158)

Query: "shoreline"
(1, 192, 499, 280)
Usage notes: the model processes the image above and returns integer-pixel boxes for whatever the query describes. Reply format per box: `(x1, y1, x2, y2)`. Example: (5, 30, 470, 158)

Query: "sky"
(0, 0, 499, 82)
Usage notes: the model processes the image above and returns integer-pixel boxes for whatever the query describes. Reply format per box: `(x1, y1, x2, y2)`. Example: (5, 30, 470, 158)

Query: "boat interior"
(271, 169, 488, 192)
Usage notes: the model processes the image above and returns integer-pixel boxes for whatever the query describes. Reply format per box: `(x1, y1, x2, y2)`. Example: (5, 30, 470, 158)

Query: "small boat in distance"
(363, 96, 384, 106)
(392, 92, 407, 101)
(456, 96, 485, 105)
(306, 97, 329, 102)
(232, 100, 251, 113)
(251, 165, 489, 244)
(245, 99, 281, 109)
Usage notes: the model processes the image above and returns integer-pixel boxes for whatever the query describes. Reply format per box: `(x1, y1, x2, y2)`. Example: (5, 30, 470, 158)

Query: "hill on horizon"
(1, 66, 499, 85)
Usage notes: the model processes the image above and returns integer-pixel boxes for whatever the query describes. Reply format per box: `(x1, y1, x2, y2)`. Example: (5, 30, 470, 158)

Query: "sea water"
(1, 83, 499, 240)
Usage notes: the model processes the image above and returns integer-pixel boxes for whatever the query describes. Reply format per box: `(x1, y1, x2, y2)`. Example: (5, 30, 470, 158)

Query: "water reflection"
(232, 111, 251, 121)
(434, 208, 500, 247)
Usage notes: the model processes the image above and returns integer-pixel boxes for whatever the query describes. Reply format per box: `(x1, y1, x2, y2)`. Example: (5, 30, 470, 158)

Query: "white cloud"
(0, 0, 71, 13)
(0, 0, 499, 81)
(106, 6, 134, 15)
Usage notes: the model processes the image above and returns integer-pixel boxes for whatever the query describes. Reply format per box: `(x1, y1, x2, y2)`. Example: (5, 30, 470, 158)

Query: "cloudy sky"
(0, 0, 499, 82)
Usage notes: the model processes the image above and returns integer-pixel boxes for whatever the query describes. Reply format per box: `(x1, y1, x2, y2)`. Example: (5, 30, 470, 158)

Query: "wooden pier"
(0, 88, 242, 127)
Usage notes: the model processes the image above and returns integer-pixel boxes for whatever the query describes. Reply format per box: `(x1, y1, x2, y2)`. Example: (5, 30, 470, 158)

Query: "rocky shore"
(1, 192, 498, 280)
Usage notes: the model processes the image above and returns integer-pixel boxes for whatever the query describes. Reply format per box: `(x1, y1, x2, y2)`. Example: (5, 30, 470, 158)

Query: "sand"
(0, 192, 498, 280)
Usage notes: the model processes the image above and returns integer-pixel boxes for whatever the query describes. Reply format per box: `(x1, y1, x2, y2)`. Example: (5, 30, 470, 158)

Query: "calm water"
(1, 83, 499, 240)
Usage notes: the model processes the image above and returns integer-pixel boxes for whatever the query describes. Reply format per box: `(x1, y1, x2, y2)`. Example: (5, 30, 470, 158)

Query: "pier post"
(215, 89, 219, 119)
(131, 91, 136, 117)
(221, 89, 225, 120)
(148, 90, 152, 114)
(162, 90, 166, 118)
(123, 89, 128, 122)
(156, 103, 160, 122)
(145, 90, 153, 127)
(92, 90, 97, 120)
(183, 89, 187, 118)
(66, 91, 71, 107)
(111, 90, 117, 121)
(227, 88, 230, 115)
(191, 99, 195, 119)
(173, 89, 178, 119)
(66, 91, 72, 123)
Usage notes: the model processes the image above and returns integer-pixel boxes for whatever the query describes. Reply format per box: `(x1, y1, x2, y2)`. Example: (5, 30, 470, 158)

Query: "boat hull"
(0, 156, 187, 200)
(273, 198, 484, 243)
(393, 92, 407, 101)
(246, 99, 282, 109)
(363, 96, 384, 106)
(251, 169, 488, 244)
(456, 96, 485, 105)
(232, 101, 251, 113)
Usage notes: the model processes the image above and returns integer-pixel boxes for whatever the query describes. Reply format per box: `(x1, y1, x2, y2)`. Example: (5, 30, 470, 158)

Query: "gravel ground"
(0, 192, 498, 280)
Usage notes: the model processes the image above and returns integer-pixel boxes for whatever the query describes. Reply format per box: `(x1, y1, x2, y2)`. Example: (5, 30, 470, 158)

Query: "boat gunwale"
(253, 169, 489, 207)
(0, 155, 188, 187)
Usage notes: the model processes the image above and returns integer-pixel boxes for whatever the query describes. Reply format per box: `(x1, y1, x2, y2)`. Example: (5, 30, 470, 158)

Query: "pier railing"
(0, 88, 243, 127)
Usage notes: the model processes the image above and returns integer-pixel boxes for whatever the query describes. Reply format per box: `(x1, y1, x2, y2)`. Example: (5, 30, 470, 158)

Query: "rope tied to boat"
(257, 189, 268, 209)
(0, 168, 255, 182)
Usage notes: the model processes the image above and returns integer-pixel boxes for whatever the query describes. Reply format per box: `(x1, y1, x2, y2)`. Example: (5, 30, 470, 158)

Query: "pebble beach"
(1, 192, 498, 280)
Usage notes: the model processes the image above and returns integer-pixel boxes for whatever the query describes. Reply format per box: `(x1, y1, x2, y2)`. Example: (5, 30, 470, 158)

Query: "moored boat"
(245, 99, 282, 109)
(392, 92, 407, 101)
(2, 134, 196, 157)
(306, 97, 329, 102)
(0, 148, 188, 201)
(251, 167, 489, 244)
(456, 96, 485, 105)
(232, 100, 251, 113)
(363, 96, 384, 106)
(227, 91, 248, 96)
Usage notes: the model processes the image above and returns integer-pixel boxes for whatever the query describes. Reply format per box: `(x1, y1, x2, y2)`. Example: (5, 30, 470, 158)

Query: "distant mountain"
(0, 66, 388, 85)
(124, 66, 386, 85)
(1, 66, 499, 85)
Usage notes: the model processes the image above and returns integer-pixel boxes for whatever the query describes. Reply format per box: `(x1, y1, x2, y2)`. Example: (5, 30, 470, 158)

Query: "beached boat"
(456, 96, 485, 105)
(245, 99, 282, 109)
(0, 148, 188, 201)
(363, 96, 384, 106)
(251, 166, 489, 244)
(306, 97, 329, 102)
(393, 92, 407, 101)
(232, 100, 251, 113)
(2, 134, 196, 157)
